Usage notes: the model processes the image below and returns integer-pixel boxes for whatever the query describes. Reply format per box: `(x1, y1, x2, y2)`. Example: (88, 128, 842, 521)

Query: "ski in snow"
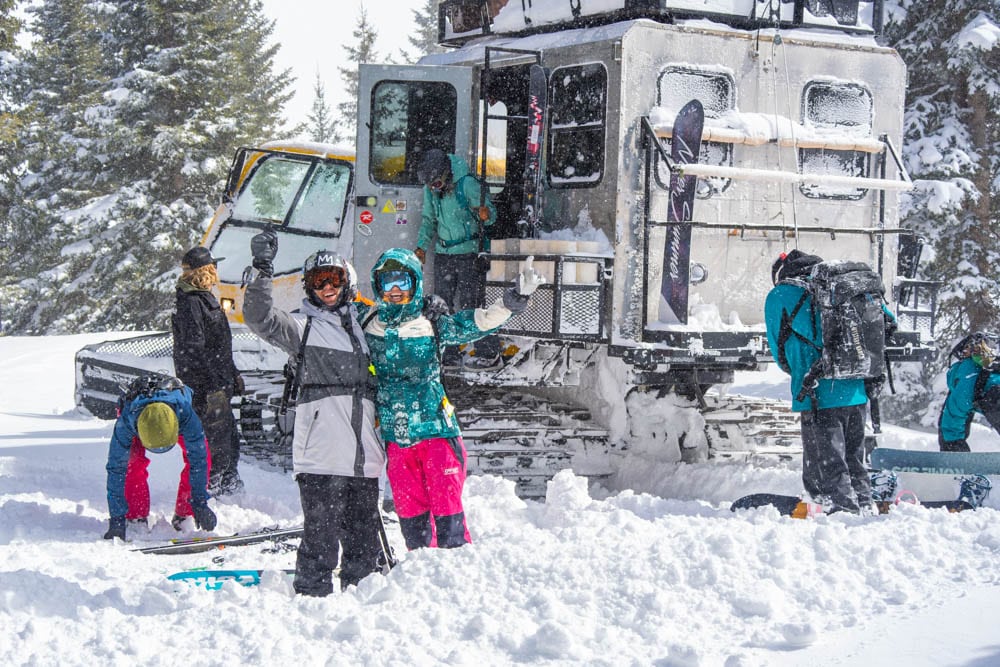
(134, 526, 303, 556)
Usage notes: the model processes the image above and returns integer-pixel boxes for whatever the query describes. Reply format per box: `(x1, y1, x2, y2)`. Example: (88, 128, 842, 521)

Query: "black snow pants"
(800, 403, 870, 513)
(191, 385, 241, 491)
(294, 473, 382, 596)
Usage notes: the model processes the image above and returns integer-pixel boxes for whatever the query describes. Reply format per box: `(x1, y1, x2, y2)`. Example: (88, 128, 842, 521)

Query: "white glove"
(518, 256, 546, 296)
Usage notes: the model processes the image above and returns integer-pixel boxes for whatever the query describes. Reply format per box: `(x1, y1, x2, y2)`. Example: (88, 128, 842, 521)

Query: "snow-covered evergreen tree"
(403, 0, 445, 62)
(337, 3, 379, 139)
(0, 0, 23, 224)
(886, 1, 1000, 341)
(306, 70, 340, 144)
(881, 1, 1000, 424)
(2, 0, 294, 333)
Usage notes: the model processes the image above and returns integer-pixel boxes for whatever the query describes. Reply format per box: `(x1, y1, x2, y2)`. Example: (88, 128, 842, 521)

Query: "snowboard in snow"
(135, 526, 303, 555)
(660, 99, 704, 324)
(729, 493, 974, 516)
(168, 569, 296, 590)
(521, 63, 547, 238)
(870, 448, 1000, 475)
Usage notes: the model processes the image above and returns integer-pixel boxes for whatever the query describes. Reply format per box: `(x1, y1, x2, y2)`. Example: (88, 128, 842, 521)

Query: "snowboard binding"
(957, 474, 992, 508)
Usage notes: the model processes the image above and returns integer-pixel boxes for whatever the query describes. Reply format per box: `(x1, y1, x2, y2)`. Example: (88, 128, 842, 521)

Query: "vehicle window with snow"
(655, 68, 734, 197)
(370, 81, 457, 186)
(287, 161, 351, 234)
(799, 81, 873, 199)
(547, 63, 606, 187)
(231, 157, 313, 224)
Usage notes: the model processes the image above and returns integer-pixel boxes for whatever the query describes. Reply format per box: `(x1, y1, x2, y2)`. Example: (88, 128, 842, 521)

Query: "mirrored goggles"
(305, 267, 346, 290)
(377, 269, 414, 293)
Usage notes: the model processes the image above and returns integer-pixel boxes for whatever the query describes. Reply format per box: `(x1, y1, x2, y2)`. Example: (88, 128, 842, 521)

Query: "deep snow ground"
(1, 333, 999, 667)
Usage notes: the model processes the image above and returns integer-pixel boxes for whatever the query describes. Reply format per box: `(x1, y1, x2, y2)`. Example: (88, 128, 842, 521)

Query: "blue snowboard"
(168, 569, 295, 590)
(870, 448, 1000, 475)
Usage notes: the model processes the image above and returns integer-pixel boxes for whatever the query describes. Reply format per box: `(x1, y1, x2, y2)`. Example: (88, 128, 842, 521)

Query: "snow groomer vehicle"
(77, 0, 937, 498)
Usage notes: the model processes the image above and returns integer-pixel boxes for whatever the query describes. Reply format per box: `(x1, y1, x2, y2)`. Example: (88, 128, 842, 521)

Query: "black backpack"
(808, 261, 888, 381)
(778, 260, 889, 383)
(118, 373, 184, 412)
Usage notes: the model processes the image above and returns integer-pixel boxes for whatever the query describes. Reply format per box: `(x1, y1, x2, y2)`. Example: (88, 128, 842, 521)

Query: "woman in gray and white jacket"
(244, 231, 386, 596)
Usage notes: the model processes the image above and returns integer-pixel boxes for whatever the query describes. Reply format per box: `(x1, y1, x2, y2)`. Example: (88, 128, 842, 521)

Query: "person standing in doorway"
(414, 148, 500, 370)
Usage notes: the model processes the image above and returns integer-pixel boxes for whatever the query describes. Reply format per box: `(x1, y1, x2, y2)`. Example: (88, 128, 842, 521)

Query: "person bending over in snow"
(245, 231, 388, 596)
(103, 374, 216, 540)
(357, 248, 544, 550)
(939, 332, 1000, 451)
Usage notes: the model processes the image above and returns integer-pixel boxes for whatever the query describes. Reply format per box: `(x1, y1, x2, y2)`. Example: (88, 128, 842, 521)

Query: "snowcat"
(76, 0, 938, 497)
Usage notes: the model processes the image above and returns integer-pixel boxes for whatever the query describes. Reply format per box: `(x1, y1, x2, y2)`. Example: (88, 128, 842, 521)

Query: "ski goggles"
(376, 269, 414, 293)
(305, 267, 346, 290)
(427, 175, 448, 193)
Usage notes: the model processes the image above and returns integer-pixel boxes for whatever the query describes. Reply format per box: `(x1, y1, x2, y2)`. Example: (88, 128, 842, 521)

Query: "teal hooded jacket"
(416, 153, 496, 256)
(358, 248, 514, 446)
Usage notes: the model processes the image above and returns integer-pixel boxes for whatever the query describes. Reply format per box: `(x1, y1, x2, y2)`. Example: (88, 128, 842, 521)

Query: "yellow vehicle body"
(199, 141, 356, 324)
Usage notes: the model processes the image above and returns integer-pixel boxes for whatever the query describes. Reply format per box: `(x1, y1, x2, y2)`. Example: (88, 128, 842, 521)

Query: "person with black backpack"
(938, 332, 1000, 451)
(413, 148, 500, 370)
(765, 249, 877, 514)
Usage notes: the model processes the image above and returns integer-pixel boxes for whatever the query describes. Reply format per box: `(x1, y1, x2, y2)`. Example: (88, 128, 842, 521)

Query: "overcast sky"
(260, 0, 427, 132)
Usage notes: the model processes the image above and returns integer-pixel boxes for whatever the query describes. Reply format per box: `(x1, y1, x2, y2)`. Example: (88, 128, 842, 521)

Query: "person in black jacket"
(172, 246, 244, 499)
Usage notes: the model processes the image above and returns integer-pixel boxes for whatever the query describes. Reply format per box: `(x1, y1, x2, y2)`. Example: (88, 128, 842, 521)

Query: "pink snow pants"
(386, 437, 471, 549)
(124, 435, 210, 520)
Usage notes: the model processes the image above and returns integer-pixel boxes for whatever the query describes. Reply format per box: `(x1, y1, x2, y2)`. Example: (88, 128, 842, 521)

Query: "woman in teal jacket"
(764, 250, 871, 513)
(358, 248, 542, 549)
(939, 333, 1000, 451)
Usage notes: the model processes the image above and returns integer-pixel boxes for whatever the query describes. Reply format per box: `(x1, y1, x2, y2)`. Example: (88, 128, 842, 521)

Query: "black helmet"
(302, 250, 355, 309)
(771, 249, 823, 285)
(417, 149, 451, 188)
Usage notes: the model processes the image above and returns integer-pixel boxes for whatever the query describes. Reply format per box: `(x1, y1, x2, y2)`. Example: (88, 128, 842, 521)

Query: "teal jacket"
(416, 154, 496, 256)
(939, 357, 1000, 442)
(764, 282, 868, 412)
(358, 248, 513, 446)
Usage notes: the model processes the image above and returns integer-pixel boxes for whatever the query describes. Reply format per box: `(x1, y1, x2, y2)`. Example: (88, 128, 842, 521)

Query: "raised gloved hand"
(192, 503, 217, 532)
(422, 294, 450, 321)
(103, 516, 126, 540)
(233, 372, 245, 397)
(414, 248, 426, 264)
(250, 230, 278, 277)
(517, 256, 546, 296)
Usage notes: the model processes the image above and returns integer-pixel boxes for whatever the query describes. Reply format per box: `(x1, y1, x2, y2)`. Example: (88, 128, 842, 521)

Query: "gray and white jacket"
(243, 273, 385, 478)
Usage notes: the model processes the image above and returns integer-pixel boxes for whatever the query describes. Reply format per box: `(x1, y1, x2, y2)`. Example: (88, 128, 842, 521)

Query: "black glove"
(103, 516, 126, 540)
(502, 287, 530, 314)
(250, 230, 277, 276)
(205, 389, 230, 422)
(423, 294, 450, 321)
(233, 372, 245, 396)
(192, 503, 217, 531)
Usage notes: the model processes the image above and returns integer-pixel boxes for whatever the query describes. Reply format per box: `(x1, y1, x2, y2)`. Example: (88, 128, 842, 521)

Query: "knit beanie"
(137, 402, 179, 451)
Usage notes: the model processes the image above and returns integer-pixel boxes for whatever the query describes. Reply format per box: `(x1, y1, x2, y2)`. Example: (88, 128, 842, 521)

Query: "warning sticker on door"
(381, 200, 396, 214)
